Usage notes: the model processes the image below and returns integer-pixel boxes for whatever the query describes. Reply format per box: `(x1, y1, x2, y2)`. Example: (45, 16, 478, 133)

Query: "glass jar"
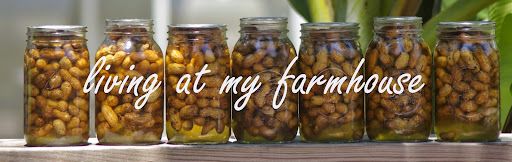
(24, 25, 90, 146)
(94, 19, 164, 145)
(232, 17, 298, 143)
(165, 24, 231, 144)
(365, 17, 433, 142)
(434, 21, 500, 142)
(298, 23, 364, 142)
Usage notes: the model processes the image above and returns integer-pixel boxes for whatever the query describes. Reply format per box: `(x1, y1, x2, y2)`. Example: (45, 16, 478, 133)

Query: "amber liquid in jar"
(24, 25, 90, 146)
(298, 22, 364, 142)
(95, 19, 164, 145)
(166, 24, 231, 144)
(365, 17, 433, 142)
(232, 17, 299, 143)
(434, 21, 500, 142)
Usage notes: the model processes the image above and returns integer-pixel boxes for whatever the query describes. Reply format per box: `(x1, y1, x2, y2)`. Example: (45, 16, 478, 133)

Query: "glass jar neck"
(374, 16, 422, 37)
(168, 24, 227, 43)
(300, 22, 359, 40)
(239, 17, 288, 38)
(437, 21, 495, 40)
(27, 25, 87, 39)
(105, 19, 153, 35)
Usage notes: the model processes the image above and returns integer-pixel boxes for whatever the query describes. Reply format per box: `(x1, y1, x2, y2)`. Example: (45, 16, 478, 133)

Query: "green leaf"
(332, 0, 347, 22)
(440, 0, 458, 10)
(416, 0, 436, 22)
(389, 0, 422, 16)
(489, 0, 512, 42)
(288, 0, 313, 22)
(423, 0, 498, 48)
(500, 15, 512, 129)
(307, 0, 334, 22)
(345, 0, 381, 52)
(380, 0, 395, 16)
(488, 0, 512, 128)
(476, 6, 491, 20)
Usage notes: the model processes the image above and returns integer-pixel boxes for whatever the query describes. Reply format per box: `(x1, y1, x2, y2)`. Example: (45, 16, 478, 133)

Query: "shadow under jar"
(166, 24, 231, 144)
(365, 17, 433, 142)
(434, 21, 500, 142)
(232, 17, 299, 143)
(24, 26, 90, 146)
(298, 23, 364, 142)
(95, 19, 164, 145)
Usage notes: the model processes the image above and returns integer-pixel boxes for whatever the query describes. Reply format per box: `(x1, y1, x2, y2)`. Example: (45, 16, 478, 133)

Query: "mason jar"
(365, 17, 433, 142)
(298, 22, 364, 142)
(24, 25, 90, 146)
(434, 21, 500, 142)
(94, 19, 164, 145)
(232, 17, 298, 143)
(166, 24, 231, 144)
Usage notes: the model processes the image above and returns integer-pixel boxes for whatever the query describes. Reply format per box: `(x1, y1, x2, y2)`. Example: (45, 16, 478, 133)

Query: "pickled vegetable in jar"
(434, 21, 500, 142)
(232, 17, 298, 143)
(95, 19, 164, 145)
(365, 17, 433, 142)
(298, 23, 364, 142)
(166, 24, 231, 144)
(24, 25, 90, 146)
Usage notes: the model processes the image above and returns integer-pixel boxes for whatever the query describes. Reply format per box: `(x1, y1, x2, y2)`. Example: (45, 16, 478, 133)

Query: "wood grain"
(1, 135, 512, 161)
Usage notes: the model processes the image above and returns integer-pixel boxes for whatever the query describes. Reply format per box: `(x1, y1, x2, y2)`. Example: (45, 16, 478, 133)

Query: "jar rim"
(438, 21, 495, 30)
(168, 24, 227, 38)
(105, 19, 153, 35)
(27, 25, 87, 36)
(374, 16, 422, 24)
(301, 22, 359, 30)
(106, 19, 153, 26)
(240, 17, 287, 24)
(168, 24, 226, 30)
(437, 21, 495, 39)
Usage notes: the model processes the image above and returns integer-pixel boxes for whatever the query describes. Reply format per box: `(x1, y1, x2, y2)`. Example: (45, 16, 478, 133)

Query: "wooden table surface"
(1, 134, 512, 162)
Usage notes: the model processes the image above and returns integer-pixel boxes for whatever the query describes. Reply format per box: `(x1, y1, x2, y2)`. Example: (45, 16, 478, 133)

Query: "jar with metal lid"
(24, 25, 90, 146)
(166, 24, 231, 144)
(365, 17, 433, 142)
(94, 19, 164, 145)
(434, 21, 500, 142)
(298, 22, 364, 142)
(232, 17, 299, 143)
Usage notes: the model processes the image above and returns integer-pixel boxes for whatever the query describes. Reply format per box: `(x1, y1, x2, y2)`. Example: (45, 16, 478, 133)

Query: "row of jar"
(24, 17, 500, 146)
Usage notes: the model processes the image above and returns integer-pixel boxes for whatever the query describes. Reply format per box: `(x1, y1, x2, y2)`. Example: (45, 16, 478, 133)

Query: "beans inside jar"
(95, 19, 164, 145)
(166, 24, 231, 144)
(24, 26, 90, 146)
(365, 17, 433, 142)
(435, 21, 500, 142)
(232, 17, 298, 143)
(298, 23, 364, 142)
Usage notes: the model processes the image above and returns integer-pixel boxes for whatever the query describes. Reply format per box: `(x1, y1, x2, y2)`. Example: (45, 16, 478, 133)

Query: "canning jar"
(298, 23, 364, 142)
(94, 19, 164, 145)
(365, 17, 433, 142)
(232, 17, 298, 143)
(24, 25, 90, 146)
(434, 21, 500, 142)
(166, 24, 231, 144)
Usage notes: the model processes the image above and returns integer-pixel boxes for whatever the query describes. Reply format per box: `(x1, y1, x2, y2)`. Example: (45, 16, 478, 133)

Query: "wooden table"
(1, 135, 512, 161)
